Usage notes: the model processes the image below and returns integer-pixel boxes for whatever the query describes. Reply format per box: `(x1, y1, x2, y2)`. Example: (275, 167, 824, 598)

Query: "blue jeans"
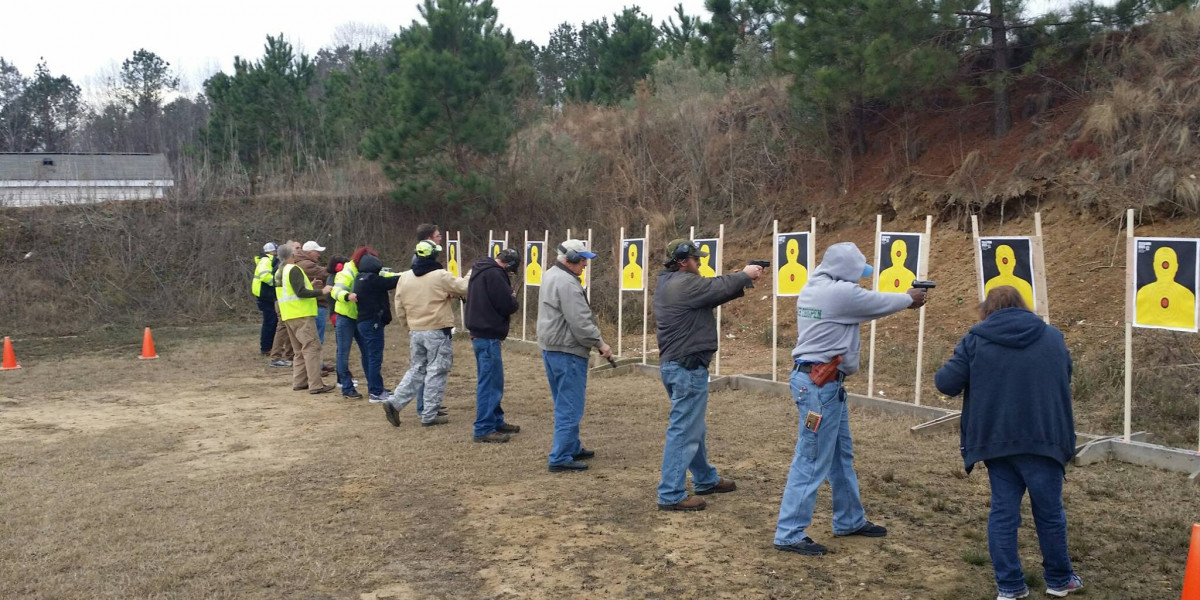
(543, 351, 589, 466)
(257, 297, 277, 354)
(774, 370, 866, 545)
(335, 315, 364, 394)
(657, 361, 720, 504)
(473, 338, 506, 437)
(985, 454, 1076, 593)
(356, 318, 386, 397)
(315, 307, 329, 344)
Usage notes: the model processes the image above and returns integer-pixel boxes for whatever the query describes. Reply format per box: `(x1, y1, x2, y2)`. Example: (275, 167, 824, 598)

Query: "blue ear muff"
(558, 243, 581, 264)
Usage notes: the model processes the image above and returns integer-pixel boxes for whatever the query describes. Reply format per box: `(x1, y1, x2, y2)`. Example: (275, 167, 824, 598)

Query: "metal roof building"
(0, 153, 175, 207)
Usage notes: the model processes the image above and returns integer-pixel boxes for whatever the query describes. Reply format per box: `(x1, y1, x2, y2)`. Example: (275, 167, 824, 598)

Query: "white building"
(0, 153, 175, 207)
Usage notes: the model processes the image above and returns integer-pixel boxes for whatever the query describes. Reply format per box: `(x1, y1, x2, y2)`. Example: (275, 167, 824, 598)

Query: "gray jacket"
(538, 263, 605, 358)
(654, 269, 751, 365)
(792, 243, 914, 375)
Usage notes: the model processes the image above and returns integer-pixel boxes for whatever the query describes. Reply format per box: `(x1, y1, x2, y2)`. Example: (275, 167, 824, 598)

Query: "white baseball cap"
(302, 241, 326, 252)
(559, 239, 596, 259)
(263, 242, 278, 252)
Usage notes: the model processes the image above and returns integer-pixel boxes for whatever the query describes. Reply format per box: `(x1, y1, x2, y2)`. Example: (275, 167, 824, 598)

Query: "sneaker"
(695, 478, 737, 495)
(658, 496, 706, 511)
(474, 432, 511, 443)
(421, 416, 450, 427)
(437, 409, 449, 417)
(496, 423, 521, 434)
(292, 385, 308, 391)
(572, 448, 595, 460)
(369, 393, 389, 403)
(309, 384, 336, 395)
(1046, 575, 1083, 597)
(270, 360, 292, 367)
(775, 537, 828, 556)
(548, 460, 589, 472)
(995, 589, 1029, 600)
(383, 403, 400, 427)
(836, 521, 887, 538)
(342, 389, 363, 400)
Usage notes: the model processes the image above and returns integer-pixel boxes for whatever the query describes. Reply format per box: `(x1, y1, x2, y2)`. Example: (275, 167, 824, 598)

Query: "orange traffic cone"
(1184, 524, 1200, 600)
(1, 336, 20, 370)
(138, 327, 158, 360)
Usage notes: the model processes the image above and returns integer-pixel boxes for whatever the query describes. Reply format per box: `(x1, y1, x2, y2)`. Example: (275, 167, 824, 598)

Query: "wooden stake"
(1033, 212, 1051, 323)
(522, 229, 529, 341)
(618, 226, 624, 358)
(458, 231, 465, 329)
(971, 215, 983, 304)
(586, 228, 593, 304)
(772, 219, 779, 382)
(643, 224, 650, 365)
(868, 214, 881, 398)
(914, 215, 933, 406)
(716, 223, 724, 377)
(1124, 208, 1134, 443)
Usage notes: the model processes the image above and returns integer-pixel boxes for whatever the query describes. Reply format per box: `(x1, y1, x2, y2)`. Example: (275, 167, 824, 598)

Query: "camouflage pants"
(389, 329, 454, 423)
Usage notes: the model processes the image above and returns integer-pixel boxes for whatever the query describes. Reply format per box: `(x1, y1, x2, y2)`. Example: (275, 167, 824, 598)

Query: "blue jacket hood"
(358, 254, 383, 274)
(813, 243, 868, 283)
(969, 308, 1045, 349)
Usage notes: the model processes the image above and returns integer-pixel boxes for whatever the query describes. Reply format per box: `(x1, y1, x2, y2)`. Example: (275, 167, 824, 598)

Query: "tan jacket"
(394, 268, 469, 331)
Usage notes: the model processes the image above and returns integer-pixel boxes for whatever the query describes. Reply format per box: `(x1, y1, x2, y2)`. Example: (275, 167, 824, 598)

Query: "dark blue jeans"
(657, 361, 720, 504)
(257, 298, 277, 354)
(335, 315, 364, 394)
(472, 338, 506, 437)
(356, 317, 386, 397)
(985, 454, 1076, 594)
(316, 307, 329, 345)
(543, 350, 589, 466)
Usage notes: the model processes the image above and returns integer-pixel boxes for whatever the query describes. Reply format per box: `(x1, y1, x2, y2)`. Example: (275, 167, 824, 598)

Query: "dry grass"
(0, 329, 1195, 599)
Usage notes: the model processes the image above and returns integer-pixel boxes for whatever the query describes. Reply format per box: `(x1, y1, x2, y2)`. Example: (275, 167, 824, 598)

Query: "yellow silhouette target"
(490, 241, 503, 259)
(877, 233, 920, 294)
(525, 241, 544, 286)
(694, 238, 719, 278)
(1133, 238, 1199, 332)
(621, 238, 645, 291)
(446, 241, 461, 278)
(775, 232, 810, 297)
(978, 237, 1037, 311)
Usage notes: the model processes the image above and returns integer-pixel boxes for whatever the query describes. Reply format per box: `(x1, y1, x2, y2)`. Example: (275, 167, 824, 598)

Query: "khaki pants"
(268, 302, 293, 361)
(285, 316, 325, 389)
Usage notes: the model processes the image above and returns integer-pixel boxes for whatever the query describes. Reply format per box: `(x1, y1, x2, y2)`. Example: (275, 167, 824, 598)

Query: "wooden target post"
(867, 215, 882, 397)
(520, 229, 549, 342)
(914, 215, 933, 405)
(971, 213, 1050, 323)
(643, 225, 650, 364)
(1124, 209, 1134, 443)
(456, 230, 465, 328)
(866, 216, 933, 403)
(618, 227, 624, 357)
(689, 224, 725, 376)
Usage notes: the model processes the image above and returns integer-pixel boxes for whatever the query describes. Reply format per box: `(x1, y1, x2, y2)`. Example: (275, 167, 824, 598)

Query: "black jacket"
(465, 257, 519, 339)
(653, 269, 751, 366)
(352, 255, 399, 324)
(935, 307, 1076, 473)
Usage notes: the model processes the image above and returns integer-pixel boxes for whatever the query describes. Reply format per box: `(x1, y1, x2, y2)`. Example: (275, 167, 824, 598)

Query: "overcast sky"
(3, 0, 1089, 96)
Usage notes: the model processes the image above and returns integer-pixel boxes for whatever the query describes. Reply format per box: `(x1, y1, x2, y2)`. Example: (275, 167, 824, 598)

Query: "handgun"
(911, 280, 936, 289)
(747, 260, 770, 288)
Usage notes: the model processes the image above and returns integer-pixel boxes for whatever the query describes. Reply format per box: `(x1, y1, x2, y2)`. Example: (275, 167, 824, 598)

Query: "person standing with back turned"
(465, 247, 523, 443)
(653, 239, 762, 511)
(935, 286, 1082, 599)
(252, 242, 279, 356)
(537, 239, 612, 472)
(277, 243, 335, 395)
(773, 242, 925, 557)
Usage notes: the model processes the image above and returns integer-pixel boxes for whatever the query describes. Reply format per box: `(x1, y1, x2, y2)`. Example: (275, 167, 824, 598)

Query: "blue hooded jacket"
(935, 307, 1076, 473)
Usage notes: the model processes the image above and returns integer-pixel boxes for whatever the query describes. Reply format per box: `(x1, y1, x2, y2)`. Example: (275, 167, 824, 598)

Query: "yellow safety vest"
(332, 261, 359, 320)
(279, 264, 318, 321)
(252, 255, 274, 297)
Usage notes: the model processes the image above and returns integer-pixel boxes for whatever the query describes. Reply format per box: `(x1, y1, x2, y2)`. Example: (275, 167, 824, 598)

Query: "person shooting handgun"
(772, 242, 927, 557)
(653, 239, 763, 512)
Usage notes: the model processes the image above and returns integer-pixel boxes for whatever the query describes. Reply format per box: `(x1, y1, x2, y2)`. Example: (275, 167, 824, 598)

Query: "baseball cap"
(666, 238, 708, 259)
(302, 241, 326, 252)
(263, 242, 278, 253)
(862, 264, 874, 279)
(560, 239, 596, 259)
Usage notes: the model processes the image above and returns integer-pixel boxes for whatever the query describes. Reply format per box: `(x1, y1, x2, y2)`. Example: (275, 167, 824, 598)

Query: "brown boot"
(695, 478, 737, 495)
(421, 416, 450, 427)
(473, 431, 511, 443)
(658, 496, 707, 511)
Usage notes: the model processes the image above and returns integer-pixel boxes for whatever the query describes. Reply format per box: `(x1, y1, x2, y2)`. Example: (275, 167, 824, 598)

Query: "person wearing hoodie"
(352, 253, 401, 402)
(383, 240, 469, 427)
(935, 287, 1082, 599)
(653, 239, 763, 511)
(465, 248, 522, 443)
(773, 242, 926, 557)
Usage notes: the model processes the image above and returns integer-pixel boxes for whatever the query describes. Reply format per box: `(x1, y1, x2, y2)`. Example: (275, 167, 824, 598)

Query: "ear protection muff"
(416, 240, 443, 258)
(558, 243, 582, 264)
(498, 248, 521, 273)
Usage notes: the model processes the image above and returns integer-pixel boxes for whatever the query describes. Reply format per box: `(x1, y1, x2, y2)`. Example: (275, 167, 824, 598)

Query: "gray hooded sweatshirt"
(792, 242, 914, 375)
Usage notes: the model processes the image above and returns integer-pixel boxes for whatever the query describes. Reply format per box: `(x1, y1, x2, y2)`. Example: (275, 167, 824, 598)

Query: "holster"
(805, 356, 843, 387)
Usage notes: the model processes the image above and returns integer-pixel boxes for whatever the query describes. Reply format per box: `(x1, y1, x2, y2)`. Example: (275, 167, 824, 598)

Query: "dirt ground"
(0, 327, 1195, 599)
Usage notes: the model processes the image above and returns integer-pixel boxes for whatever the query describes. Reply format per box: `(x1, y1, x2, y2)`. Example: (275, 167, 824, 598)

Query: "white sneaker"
(1046, 574, 1083, 597)
(996, 589, 1029, 600)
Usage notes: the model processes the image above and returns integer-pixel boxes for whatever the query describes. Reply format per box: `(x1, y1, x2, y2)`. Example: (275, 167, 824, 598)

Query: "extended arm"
(935, 335, 972, 397)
